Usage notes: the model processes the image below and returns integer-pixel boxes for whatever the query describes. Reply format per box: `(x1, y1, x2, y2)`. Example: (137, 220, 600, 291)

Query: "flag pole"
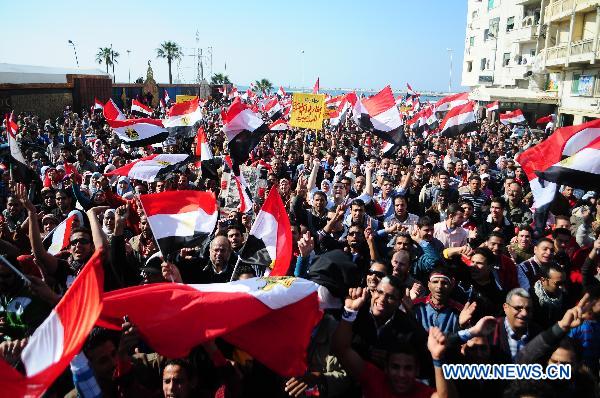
(135, 193, 174, 282)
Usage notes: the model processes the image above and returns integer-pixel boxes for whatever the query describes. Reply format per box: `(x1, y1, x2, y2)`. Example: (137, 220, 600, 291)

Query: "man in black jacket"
(350, 275, 432, 378)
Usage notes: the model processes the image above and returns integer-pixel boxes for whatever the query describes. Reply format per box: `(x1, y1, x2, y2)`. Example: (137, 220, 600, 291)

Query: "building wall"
(5, 89, 72, 119)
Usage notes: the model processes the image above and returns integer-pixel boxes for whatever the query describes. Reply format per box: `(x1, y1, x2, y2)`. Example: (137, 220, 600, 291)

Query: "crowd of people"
(0, 93, 599, 398)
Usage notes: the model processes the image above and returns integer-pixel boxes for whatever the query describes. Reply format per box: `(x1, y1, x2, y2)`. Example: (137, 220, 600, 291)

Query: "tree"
(210, 73, 231, 85)
(95, 47, 119, 82)
(156, 41, 183, 84)
(95, 47, 112, 74)
(254, 78, 273, 95)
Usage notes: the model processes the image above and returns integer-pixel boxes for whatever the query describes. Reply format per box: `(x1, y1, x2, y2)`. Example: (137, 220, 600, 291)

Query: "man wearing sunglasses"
(364, 263, 387, 294)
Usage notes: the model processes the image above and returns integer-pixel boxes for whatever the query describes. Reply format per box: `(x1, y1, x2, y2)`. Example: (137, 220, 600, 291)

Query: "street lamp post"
(127, 50, 131, 84)
(446, 48, 453, 93)
(68, 40, 79, 68)
(301, 50, 305, 92)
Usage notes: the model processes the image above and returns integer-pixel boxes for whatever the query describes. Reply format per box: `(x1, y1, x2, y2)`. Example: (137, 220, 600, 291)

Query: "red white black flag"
(222, 97, 268, 171)
(107, 118, 168, 146)
(131, 99, 153, 117)
(438, 102, 478, 137)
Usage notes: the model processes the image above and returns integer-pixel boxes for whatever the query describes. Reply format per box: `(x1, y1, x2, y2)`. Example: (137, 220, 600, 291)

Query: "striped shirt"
(504, 318, 530, 362)
(460, 190, 489, 215)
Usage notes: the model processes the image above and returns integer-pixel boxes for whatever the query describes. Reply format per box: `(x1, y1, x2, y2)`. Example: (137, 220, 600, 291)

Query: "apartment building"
(541, 0, 600, 125)
(462, 0, 600, 126)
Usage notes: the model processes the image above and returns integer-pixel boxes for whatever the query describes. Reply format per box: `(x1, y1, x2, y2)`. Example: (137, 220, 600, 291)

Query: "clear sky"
(2, 0, 467, 92)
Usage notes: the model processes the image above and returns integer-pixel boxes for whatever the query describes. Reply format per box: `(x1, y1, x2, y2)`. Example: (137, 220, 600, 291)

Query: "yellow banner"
(176, 95, 198, 103)
(289, 93, 325, 130)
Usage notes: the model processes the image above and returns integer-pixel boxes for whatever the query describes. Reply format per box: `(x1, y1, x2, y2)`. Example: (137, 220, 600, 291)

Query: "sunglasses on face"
(70, 238, 91, 247)
(367, 269, 386, 278)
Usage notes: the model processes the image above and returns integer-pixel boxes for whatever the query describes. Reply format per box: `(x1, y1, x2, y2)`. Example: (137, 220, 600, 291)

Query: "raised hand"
(558, 293, 591, 331)
(15, 183, 36, 213)
(345, 287, 368, 312)
(297, 231, 314, 258)
(459, 301, 477, 328)
(427, 327, 447, 360)
(468, 316, 497, 337)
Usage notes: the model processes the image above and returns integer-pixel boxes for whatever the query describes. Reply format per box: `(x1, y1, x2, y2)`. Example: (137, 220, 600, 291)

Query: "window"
(481, 58, 487, 71)
(489, 17, 500, 37)
(503, 53, 511, 66)
(472, 10, 479, 19)
(506, 16, 515, 32)
(470, 36, 475, 47)
(484, 29, 490, 41)
(467, 61, 473, 72)
(488, 0, 495, 11)
(571, 73, 580, 95)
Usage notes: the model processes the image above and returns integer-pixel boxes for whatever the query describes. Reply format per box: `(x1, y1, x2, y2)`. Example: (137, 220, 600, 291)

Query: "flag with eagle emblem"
(107, 118, 169, 146)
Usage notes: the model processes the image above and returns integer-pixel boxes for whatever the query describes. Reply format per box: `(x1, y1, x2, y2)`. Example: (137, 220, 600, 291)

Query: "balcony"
(508, 24, 539, 42)
(545, 0, 599, 23)
(544, 38, 596, 66)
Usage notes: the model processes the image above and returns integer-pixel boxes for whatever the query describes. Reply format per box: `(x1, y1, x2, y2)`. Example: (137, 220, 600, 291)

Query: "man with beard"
(292, 189, 328, 238)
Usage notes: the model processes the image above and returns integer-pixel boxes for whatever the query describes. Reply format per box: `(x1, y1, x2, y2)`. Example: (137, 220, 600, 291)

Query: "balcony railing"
(546, 44, 569, 61)
(545, 0, 574, 20)
(545, 0, 598, 21)
(570, 38, 594, 56)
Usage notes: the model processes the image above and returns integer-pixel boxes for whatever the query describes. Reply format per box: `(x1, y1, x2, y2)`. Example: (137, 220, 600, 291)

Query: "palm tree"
(95, 47, 119, 82)
(95, 47, 112, 74)
(210, 73, 231, 85)
(254, 78, 273, 95)
(156, 41, 183, 84)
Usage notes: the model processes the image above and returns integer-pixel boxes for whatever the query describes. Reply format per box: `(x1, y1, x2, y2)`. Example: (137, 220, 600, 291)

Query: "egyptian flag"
(326, 95, 344, 110)
(353, 85, 406, 147)
(239, 187, 292, 276)
(139, 190, 217, 258)
(434, 92, 469, 113)
(438, 101, 478, 137)
(382, 141, 402, 158)
(517, 119, 600, 234)
(194, 127, 219, 179)
(93, 98, 104, 112)
(329, 98, 351, 127)
(5, 113, 36, 184)
(228, 87, 239, 100)
(43, 211, 82, 255)
(222, 97, 269, 170)
(164, 97, 202, 138)
(312, 77, 319, 94)
(97, 276, 321, 376)
(159, 98, 167, 112)
(406, 83, 419, 97)
(103, 99, 126, 121)
(500, 109, 527, 125)
(164, 90, 171, 104)
(486, 101, 499, 112)
(264, 97, 283, 121)
(277, 86, 287, 98)
(0, 250, 104, 398)
(107, 118, 168, 146)
(131, 99, 153, 117)
(536, 114, 554, 125)
(269, 119, 289, 131)
(106, 154, 190, 182)
(535, 138, 600, 190)
(223, 155, 254, 213)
